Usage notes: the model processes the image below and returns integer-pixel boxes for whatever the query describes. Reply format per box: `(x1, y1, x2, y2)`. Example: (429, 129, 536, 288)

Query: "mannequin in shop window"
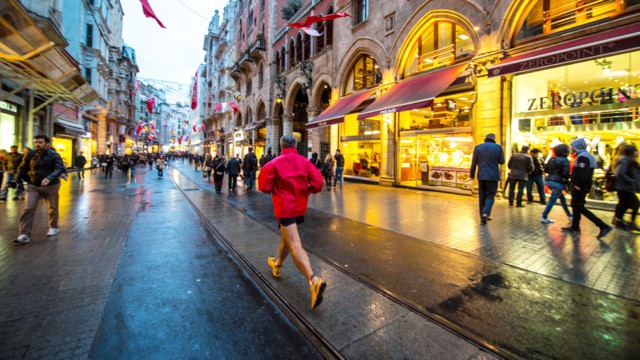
(370, 153, 380, 176)
(360, 153, 369, 173)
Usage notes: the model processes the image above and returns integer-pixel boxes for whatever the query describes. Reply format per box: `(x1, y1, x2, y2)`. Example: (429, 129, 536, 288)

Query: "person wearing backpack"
(242, 147, 258, 192)
(613, 145, 640, 231)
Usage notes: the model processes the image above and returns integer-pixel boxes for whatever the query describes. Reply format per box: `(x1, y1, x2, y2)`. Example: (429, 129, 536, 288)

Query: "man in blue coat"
(470, 133, 505, 225)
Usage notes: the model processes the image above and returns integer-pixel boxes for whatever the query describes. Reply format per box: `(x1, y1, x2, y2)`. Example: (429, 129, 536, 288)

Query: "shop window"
(403, 21, 473, 78)
(344, 54, 382, 95)
(398, 92, 475, 131)
(516, 0, 631, 41)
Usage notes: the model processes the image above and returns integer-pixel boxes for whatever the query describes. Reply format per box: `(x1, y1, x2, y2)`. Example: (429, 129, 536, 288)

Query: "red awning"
(488, 22, 640, 77)
(306, 89, 375, 129)
(357, 64, 467, 120)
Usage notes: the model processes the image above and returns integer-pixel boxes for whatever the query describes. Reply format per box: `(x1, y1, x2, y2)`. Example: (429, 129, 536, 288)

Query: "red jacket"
(258, 147, 323, 218)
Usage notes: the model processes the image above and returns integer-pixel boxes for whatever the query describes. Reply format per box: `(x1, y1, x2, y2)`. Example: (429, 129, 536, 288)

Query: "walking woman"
(212, 155, 226, 193)
(204, 154, 214, 181)
(613, 145, 640, 231)
(156, 155, 165, 178)
(323, 153, 335, 191)
(541, 144, 573, 224)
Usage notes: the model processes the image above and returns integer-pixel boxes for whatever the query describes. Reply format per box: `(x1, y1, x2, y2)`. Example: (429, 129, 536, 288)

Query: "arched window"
(402, 21, 473, 78)
(274, 51, 281, 74)
(288, 39, 295, 69)
(257, 102, 266, 121)
(516, 0, 632, 41)
(246, 108, 252, 126)
(326, 5, 334, 48)
(238, 19, 243, 42)
(280, 47, 286, 73)
(344, 54, 381, 95)
(295, 33, 303, 64)
(315, 22, 325, 52)
(303, 33, 310, 60)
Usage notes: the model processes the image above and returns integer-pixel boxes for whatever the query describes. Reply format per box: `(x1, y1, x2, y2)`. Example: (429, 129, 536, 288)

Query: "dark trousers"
(104, 166, 113, 178)
(228, 175, 238, 190)
(615, 190, 640, 222)
(526, 175, 545, 203)
(77, 167, 85, 179)
(508, 178, 526, 205)
(158, 168, 163, 177)
(214, 173, 224, 191)
(478, 180, 498, 217)
(571, 188, 607, 229)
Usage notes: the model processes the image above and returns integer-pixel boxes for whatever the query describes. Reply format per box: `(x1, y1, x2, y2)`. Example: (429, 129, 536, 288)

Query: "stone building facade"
(202, 0, 640, 198)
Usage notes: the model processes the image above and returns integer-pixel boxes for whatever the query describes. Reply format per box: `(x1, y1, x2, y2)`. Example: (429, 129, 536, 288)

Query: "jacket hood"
(571, 138, 588, 153)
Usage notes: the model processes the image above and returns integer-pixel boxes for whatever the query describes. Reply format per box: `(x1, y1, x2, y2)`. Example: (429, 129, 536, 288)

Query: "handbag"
(605, 170, 616, 192)
(205, 166, 212, 172)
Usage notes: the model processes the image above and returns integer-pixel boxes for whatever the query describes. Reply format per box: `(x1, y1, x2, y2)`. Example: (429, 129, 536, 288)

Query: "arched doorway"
(316, 82, 332, 160)
(275, 102, 284, 154)
(292, 86, 309, 155)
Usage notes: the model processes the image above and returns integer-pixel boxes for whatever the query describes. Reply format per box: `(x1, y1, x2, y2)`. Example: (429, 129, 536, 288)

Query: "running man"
(258, 135, 326, 309)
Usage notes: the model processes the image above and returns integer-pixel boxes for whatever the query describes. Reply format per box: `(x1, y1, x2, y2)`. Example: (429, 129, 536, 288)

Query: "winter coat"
(570, 138, 595, 190)
(226, 158, 241, 176)
(156, 159, 165, 169)
(545, 156, 571, 184)
(530, 156, 544, 177)
(258, 147, 323, 218)
(18, 148, 65, 187)
(242, 152, 258, 173)
(508, 152, 533, 180)
(334, 153, 345, 167)
(470, 139, 505, 181)
(614, 156, 640, 193)
(4, 152, 23, 173)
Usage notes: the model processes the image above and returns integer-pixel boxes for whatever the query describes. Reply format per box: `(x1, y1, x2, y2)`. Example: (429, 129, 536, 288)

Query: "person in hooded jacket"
(612, 145, 640, 231)
(562, 138, 613, 239)
(226, 155, 241, 192)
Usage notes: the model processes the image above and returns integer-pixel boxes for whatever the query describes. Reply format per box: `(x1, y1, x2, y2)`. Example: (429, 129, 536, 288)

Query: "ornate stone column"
(282, 114, 294, 137)
(306, 106, 321, 155)
(378, 113, 395, 186)
(266, 116, 280, 152)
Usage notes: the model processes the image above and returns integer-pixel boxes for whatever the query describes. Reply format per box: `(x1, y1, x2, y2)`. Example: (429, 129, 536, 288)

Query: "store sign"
(234, 130, 244, 141)
(525, 86, 639, 111)
(341, 134, 381, 141)
(0, 101, 17, 113)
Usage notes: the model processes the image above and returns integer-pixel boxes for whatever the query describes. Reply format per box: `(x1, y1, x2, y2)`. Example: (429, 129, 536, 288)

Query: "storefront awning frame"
(488, 22, 640, 78)
(357, 64, 469, 120)
(0, 0, 99, 105)
(306, 89, 376, 129)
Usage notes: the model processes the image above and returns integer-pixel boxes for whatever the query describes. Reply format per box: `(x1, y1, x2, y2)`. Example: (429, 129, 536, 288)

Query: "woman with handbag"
(323, 154, 335, 191)
(204, 154, 214, 181)
(613, 145, 640, 231)
(212, 155, 226, 194)
(540, 143, 573, 224)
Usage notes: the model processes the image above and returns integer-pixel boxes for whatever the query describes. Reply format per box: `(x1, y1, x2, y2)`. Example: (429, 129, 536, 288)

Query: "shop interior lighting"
(457, 34, 470, 40)
(595, 58, 612, 74)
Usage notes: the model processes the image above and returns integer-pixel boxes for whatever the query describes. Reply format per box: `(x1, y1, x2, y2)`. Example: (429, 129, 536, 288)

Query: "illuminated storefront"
(52, 137, 73, 168)
(0, 101, 18, 150)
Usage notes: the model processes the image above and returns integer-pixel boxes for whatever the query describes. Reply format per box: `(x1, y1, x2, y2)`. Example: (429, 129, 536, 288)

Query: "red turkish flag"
(229, 102, 238, 115)
(214, 103, 221, 112)
(147, 98, 155, 114)
(190, 69, 198, 110)
(139, 0, 166, 28)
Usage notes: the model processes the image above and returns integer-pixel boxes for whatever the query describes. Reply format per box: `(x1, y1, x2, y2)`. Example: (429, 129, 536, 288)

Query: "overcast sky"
(121, 0, 224, 93)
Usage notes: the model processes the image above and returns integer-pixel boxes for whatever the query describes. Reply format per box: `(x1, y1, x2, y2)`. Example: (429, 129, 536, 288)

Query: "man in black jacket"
(226, 155, 241, 192)
(13, 135, 65, 244)
(74, 151, 87, 180)
(507, 145, 533, 207)
(562, 138, 613, 239)
(526, 148, 546, 204)
(242, 147, 258, 191)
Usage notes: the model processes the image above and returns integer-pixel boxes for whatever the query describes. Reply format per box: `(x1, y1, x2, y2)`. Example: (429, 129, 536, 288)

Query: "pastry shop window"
(398, 133, 473, 190)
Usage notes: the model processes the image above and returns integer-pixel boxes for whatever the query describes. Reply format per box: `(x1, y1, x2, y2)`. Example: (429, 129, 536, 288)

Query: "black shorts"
(278, 216, 305, 227)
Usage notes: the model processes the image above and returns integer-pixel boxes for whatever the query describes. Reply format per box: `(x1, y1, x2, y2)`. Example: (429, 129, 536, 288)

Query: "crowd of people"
(471, 133, 640, 238)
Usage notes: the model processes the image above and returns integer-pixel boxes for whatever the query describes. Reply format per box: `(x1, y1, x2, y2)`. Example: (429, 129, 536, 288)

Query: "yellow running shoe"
(310, 276, 326, 309)
(268, 257, 281, 278)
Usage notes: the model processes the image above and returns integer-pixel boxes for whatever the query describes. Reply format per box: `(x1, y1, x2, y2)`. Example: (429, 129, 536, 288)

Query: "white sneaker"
(14, 234, 29, 244)
(540, 217, 554, 224)
(47, 228, 59, 236)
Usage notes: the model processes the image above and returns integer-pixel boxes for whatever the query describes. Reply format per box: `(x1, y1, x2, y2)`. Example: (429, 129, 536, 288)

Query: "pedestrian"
(226, 154, 241, 192)
(264, 147, 275, 165)
(91, 153, 99, 173)
(212, 155, 226, 193)
(540, 144, 573, 224)
(242, 147, 258, 191)
(526, 148, 546, 204)
(156, 155, 165, 177)
(470, 133, 505, 225)
(74, 151, 87, 180)
(119, 153, 131, 177)
(562, 138, 613, 238)
(194, 154, 201, 171)
(236, 153, 243, 181)
(507, 145, 533, 207)
(309, 152, 321, 170)
(259, 153, 267, 169)
(258, 135, 326, 309)
(13, 135, 65, 244)
(323, 153, 335, 191)
(612, 145, 640, 231)
(333, 149, 345, 189)
(1, 145, 25, 201)
(204, 154, 214, 181)
(104, 154, 115, 179)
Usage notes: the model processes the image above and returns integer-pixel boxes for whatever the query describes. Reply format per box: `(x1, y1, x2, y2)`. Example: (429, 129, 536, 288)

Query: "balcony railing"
(249, 35, 266, 60)
(238, 50, 253, 72)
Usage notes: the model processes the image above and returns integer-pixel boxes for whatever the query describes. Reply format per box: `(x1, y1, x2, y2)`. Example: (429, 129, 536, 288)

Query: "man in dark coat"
(242, 147, 258, 191)
(470, 133, 505, 225)
(226, 155, 241, 192)
(507, 145, 533, 207)
(526, 148, 546, 204)
(74, 152, 87, 180)
(2, 145, 24, 200)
